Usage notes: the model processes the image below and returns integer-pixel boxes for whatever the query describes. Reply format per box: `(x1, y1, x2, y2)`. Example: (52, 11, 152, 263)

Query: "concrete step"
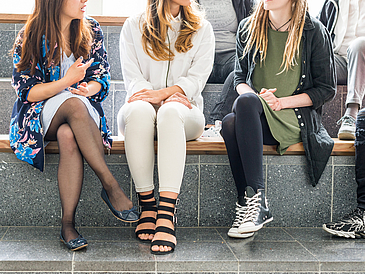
(0, 226, 364, 273)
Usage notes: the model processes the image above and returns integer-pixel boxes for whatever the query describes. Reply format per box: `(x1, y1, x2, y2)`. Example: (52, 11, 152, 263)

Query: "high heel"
(135, 191, 157, 242)
(60, 229, 88, 251)
(150, 196, 178, 255)
(101, 188, 140, 222)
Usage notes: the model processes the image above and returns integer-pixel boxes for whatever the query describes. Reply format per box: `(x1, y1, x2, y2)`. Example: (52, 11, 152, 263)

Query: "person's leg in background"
(323, 108, 365, 238)
(338, 38, 365, 140)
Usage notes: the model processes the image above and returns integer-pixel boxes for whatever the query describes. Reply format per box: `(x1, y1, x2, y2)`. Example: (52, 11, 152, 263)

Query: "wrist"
(278, 98, 285, 110)
(161, 88, 172, 100)
(58, 77, 72, 89)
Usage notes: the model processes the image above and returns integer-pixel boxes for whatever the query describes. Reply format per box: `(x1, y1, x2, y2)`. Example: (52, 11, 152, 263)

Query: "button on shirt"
(338, 0, 365, 57)
(119, 13, 215, 112)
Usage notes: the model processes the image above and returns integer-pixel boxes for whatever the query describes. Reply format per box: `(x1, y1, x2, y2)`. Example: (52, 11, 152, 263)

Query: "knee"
(117, 101, 156, 136)
(347, 38, 365, 57)
(233, 93, 260, 112)
(118, 101, 156, 120)
(57, 125, 78, 152)
(119, 101, 156, 123)
(64, 98, 89, 120)
(221, 113, 235, 138)
(157, 102, 184, 125)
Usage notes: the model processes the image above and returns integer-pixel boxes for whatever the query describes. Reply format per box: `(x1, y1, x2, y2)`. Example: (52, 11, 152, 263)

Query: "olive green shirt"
(252, 28, 302, 154)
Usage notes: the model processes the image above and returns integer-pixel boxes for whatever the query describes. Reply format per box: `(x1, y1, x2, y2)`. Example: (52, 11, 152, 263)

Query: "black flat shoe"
(60, 230, 88, 251)
(101, 188, 140, 222)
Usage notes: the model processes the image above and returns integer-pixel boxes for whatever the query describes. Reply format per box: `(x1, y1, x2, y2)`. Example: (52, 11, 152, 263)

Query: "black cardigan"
(234, 14, 336, 186)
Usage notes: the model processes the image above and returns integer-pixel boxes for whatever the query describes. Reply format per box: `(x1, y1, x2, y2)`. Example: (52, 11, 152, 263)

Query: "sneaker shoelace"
(330, 208, 365, 232)
(342, 208, 365, 224)
(242, 192, 262, 223)
(337, 115, 356, 126)
(232, 202, 247, 228)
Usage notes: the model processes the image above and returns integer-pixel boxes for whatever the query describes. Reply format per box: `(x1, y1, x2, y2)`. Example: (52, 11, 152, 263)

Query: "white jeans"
(118, 100, 205, 194)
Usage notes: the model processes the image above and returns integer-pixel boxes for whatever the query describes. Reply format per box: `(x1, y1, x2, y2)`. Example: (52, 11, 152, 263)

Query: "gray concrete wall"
(0, 152, 357, 227)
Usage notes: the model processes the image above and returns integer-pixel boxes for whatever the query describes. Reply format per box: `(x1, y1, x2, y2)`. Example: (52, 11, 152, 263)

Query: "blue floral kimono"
(9, 17, 111, 172)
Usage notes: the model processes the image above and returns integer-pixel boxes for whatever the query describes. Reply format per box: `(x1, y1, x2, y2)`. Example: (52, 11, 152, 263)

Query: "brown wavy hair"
(242, 0, 307, 73)
(13, 0, 93, 75)
(141, 0, 203, 61)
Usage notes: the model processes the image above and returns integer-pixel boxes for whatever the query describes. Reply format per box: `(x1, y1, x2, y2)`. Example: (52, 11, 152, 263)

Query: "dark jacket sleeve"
(232, 0, 255, 23)
(11, 29, 45, 103)
(304, 19, 336, 110)
(318, 0, 338, 40)
(84, 18, 111, 103)
(234, 18, 252, 90)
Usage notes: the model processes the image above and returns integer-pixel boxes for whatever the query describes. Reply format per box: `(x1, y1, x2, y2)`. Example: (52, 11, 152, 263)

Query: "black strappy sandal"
(135, 191, 157, 242)
(150, 196, 178, 255)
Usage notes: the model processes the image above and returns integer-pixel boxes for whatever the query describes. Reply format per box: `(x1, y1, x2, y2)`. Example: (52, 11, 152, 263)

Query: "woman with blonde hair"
(9, 0, 139, 251)
(221, 0, 336, 238)
(118, 0, 214, 254)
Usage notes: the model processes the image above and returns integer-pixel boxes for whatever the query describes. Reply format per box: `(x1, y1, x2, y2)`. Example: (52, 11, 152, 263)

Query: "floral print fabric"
(9, 17, 111, 171)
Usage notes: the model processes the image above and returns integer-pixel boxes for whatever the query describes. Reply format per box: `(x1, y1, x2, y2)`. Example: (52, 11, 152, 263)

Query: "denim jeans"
(355, 108, 365, 210)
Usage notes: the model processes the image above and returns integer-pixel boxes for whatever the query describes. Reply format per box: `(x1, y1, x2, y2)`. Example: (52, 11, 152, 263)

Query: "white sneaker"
(337, 115, 356, 140)
(237, 187, 273, 234)
(227, 202, 254, 238)
(201, 120, 222, 138)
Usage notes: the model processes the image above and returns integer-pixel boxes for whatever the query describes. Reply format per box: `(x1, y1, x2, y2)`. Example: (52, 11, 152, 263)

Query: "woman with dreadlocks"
(221, 0, 336, 238)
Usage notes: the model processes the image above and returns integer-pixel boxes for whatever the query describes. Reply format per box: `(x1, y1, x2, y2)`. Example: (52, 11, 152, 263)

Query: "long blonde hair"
(242, 0, 307, 72)
(141, 0, 203, 61)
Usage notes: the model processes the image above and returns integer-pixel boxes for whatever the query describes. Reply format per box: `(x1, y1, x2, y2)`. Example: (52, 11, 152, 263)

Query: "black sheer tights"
(45, 98, 132, 242)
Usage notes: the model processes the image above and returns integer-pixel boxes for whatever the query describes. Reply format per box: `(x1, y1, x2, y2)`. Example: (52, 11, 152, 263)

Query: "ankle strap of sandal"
(157, 196, 179, 224)
(157, 213, 174, 222)
(159, 196, 177, 204)
(138, 191, 155, 200)
(155, 225, 176, 236)
(138, 191, 157, 210)
(140, 200, 157, 209)
(158, 205, 175, 213)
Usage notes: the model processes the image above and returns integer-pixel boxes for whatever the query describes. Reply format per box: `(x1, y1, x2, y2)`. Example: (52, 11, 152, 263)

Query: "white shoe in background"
(201, 120, 222, 138)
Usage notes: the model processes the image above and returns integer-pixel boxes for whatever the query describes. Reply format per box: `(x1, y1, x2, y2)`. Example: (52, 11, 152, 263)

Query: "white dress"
(42, 53, 100, 135)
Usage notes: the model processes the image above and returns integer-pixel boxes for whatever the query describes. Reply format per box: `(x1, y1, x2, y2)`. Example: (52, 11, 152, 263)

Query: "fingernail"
(79, 56, 83, 60)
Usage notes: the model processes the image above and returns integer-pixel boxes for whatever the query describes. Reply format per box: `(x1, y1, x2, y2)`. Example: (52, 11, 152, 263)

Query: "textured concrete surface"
(0, 227, 364, 273)
(0, 151, 356, 228)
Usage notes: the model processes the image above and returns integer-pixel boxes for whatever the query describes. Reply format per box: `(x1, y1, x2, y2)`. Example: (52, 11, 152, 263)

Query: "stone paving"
(0, 227, 365, 273)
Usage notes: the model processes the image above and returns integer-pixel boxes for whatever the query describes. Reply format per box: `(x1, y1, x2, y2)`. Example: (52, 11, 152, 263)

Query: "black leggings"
(221, 93, 279, 196)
